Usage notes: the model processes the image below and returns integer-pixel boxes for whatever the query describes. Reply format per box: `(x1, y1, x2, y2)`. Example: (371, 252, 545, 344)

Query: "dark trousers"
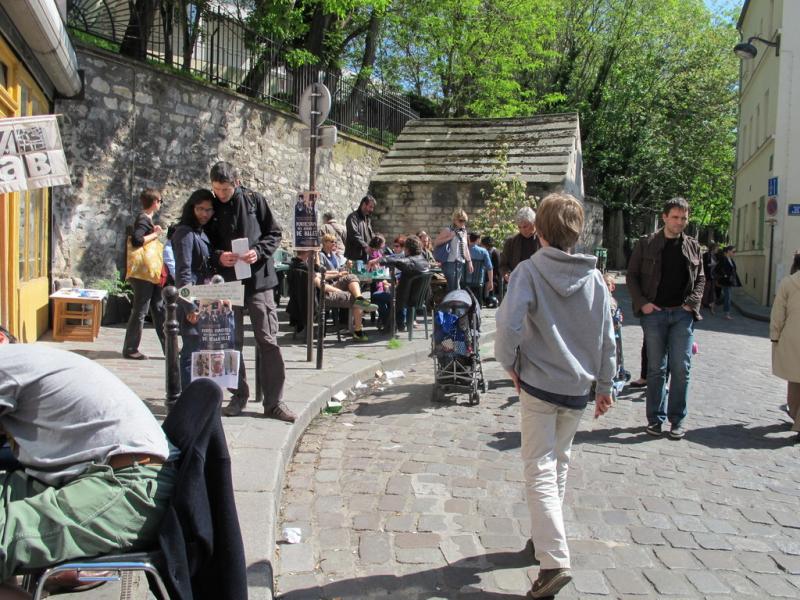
(233, 289, 285, 409)
(123, 277, 166, 355)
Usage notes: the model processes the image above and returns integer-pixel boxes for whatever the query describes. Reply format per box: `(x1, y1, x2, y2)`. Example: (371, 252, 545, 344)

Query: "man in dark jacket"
(345, 195, 375, 262)
(499, 206, 540, 282)
(206, 161, 295, 422)
(626, 197, 704, 440)
(367, 235, 430, 331)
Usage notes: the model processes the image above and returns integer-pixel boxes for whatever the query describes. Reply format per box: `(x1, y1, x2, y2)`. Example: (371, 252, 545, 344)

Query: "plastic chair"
(399, 271, 434, 340)
(463, 258, 487, 306)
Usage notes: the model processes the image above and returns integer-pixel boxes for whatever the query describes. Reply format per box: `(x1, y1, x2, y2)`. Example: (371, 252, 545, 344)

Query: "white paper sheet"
(231, 237, 252, 280)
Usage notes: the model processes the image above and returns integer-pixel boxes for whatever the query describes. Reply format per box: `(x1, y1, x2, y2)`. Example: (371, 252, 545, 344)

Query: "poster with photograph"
(191, 348, 240, 388)
(190, 299, 240, 387)
(293, 190, 320, 250)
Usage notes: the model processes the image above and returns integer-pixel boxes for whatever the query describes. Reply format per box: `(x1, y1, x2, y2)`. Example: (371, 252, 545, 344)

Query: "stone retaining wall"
(53, 44, 386, 283)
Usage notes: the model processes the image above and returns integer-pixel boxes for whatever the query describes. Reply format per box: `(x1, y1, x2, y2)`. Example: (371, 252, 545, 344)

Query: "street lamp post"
(766, 217, 777, 304)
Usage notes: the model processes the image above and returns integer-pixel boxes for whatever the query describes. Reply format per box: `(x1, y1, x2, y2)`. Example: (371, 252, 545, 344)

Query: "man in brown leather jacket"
(626, 197, 704, 441)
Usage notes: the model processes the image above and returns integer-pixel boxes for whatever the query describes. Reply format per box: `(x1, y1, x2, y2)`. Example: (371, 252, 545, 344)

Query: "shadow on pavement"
(574, 422, 796, 450)
(278, 549, 539, 600)
(487, 431, 521, 452)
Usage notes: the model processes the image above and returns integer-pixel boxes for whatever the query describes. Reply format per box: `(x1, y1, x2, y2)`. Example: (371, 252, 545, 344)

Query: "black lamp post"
(734, 35, 780, 59)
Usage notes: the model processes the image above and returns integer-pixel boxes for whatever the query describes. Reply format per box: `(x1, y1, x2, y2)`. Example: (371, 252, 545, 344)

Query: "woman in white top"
(434, 208, 473, 291)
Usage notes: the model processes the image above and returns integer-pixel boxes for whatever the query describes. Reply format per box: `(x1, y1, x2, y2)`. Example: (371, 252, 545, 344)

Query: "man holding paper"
(206, 161, 295, 422)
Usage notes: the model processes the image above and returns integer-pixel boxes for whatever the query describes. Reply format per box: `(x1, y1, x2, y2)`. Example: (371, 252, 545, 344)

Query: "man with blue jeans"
(627, 197, 704, 440)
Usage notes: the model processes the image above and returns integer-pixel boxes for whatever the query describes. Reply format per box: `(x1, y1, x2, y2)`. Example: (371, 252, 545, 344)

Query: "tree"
(470, 145, 537, 244)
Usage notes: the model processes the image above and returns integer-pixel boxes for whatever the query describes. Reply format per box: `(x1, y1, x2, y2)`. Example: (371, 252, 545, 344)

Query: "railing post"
(316, 267, 326, 369)
(163, 286, 181, 409)
(390, 266, 397, 338)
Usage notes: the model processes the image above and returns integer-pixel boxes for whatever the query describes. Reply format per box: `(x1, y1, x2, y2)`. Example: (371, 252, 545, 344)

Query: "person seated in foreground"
(0, 341, 178, 599)
(367, 235, 431, 332)
(293, 251, 378, 341)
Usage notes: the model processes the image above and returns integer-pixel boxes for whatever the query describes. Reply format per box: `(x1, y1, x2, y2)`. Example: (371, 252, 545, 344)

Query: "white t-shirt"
(0, 345, 170, 486)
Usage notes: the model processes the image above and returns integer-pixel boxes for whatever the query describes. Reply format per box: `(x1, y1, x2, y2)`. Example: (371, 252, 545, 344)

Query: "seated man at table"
(367, 235, 430, 332)
(0, 343, 177, 599)
(291, 251, 378, 341)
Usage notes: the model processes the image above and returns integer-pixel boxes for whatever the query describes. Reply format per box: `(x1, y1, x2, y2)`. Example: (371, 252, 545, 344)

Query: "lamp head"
(734, 41, 758, 60)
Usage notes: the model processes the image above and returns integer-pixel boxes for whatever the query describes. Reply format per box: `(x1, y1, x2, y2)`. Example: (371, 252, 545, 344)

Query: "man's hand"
(503, 272, 510, 283)
(506, 368, 520, 393)
(594, 394, 614, 418)
(467, 263, 474, 274)
(240, 249, 259, 264)
(487, 281, 494, 292)
(152, 224, 163, 235)
(367, 258, 381, 271)
(219, 251, 238, 267)
(682, 304, 693, 313)
(641, 303, 661, 315)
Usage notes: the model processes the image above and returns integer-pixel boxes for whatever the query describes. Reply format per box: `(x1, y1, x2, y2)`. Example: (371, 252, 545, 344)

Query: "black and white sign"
(0, 115, 70, 193)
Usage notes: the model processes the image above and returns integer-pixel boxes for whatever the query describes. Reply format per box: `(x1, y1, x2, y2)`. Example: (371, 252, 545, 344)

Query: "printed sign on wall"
(0, 115, 71, 193)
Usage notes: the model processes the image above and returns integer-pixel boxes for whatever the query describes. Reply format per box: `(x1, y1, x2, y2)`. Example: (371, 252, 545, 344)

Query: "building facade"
(0, 0, 81, 341)
(733, 0, 800, 305)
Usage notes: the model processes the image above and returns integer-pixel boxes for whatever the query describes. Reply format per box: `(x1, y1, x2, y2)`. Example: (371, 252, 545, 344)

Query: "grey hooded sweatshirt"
(495, 246, 616, 408)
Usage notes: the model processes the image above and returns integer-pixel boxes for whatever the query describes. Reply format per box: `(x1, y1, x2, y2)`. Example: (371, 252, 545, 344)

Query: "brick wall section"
(53, 44, 386, 283)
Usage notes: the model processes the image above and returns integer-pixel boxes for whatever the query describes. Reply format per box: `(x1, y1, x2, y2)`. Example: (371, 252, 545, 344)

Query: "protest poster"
(0, 115, 71, 193)
(293, 190, 320, 250)
(191, 299, 240, 387)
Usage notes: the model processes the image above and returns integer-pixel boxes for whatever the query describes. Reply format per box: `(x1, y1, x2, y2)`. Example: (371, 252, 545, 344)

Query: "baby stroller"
(431, 289, 486, 405)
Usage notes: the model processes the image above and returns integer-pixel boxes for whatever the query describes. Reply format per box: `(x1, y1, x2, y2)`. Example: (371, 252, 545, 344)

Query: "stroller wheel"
(481, 378, 488, 393)
(469, 391, 480, 405)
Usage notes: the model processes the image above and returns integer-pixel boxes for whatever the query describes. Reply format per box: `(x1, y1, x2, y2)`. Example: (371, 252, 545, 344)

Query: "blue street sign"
(788, 204, 800, 216)
(769, 177, 779, 197)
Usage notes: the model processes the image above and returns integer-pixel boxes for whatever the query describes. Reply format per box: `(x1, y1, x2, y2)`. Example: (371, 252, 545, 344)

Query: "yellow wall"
(0, 35, 51, 341)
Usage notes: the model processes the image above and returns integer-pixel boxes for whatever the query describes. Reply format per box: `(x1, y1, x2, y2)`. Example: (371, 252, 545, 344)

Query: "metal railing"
(66, 0, 417, 146)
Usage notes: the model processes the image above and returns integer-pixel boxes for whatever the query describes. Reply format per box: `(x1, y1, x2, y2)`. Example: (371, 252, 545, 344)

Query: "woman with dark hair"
(717, 245, 742, 320)
(122, 188, 166, 359)
(173, 189, 215, 390)
(771, 252, 800, 444)
(701, 242, 718, 314)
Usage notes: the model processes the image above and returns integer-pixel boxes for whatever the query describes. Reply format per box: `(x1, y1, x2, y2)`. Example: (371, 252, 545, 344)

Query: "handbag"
(126, 237, 164, 284)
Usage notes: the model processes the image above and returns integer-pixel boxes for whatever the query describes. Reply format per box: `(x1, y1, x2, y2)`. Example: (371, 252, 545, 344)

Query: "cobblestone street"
(275, 286, 800, 598)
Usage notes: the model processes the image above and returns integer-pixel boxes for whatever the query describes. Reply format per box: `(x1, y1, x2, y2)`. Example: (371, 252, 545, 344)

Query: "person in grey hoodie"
(495, 192, 616, 599)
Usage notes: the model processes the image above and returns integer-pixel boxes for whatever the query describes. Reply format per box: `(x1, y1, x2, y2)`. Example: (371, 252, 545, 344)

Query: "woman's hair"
(603, 273, 616, 288)
(368, 235, 385, 249)
(535, 192, 584, 251)
(451, 208, 468, 224)
(321, 233, 337, 245)
(140, 188, 161, 210)
(393, 235, 407, 248)
(791, 252, 800, 275)
(180, 189, 214, 228)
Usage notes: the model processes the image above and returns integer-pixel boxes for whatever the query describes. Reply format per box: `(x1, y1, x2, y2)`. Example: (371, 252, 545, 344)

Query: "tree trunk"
(120, 0, 159, 60)
(339, 11, 381, 130)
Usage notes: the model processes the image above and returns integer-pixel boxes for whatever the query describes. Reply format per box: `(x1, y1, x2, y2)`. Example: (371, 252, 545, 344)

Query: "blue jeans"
(443, 261, 463, 292)
(372, 291, 405, 329)
(179, 334, 202, 391)
(641, 308, 694, 427)
(721, 286, 732, 314)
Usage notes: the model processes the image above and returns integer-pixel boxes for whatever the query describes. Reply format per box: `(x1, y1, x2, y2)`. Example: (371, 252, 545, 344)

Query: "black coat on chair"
(158, 379, 248, 600)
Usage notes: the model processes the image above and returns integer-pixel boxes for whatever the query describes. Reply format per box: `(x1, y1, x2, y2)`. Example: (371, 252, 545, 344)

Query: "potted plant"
(92, 272, 134, 325)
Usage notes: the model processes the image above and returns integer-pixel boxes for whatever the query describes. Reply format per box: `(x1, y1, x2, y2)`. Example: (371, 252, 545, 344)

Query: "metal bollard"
(162, 286, 181, 409)
(316, 267, 326, 369)
(389, 266, 397, 338)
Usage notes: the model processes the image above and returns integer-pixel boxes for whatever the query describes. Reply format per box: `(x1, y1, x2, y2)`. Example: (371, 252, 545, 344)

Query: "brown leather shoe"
(265, 402, 296, 423)
(44, 569, 112, 593)
(223, 396, 247, 417)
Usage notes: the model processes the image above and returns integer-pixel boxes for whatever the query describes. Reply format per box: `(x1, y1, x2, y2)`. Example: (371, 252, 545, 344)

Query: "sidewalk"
(732, 288, 771, 322)
(38, 306, 497, 600)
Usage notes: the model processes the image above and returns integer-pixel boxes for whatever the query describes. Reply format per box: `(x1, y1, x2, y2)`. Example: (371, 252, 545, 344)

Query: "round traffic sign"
(298, 83, 332, 127)
(767, 197, 778, 217)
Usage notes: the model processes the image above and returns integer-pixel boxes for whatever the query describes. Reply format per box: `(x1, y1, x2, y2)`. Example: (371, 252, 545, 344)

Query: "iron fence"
(66, 0, 417, 146)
